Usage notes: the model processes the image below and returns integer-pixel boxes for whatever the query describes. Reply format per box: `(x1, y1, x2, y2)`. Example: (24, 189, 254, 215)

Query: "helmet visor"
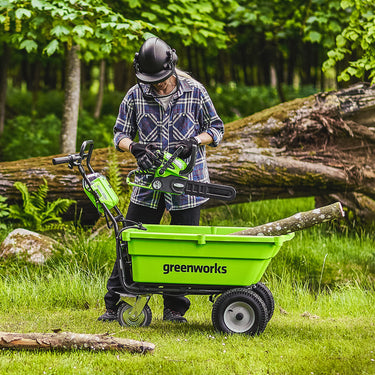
(135, 68, 174, 84)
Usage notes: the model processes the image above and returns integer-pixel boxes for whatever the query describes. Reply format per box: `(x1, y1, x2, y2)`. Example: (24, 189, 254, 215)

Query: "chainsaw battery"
(83, 173, 119, 213)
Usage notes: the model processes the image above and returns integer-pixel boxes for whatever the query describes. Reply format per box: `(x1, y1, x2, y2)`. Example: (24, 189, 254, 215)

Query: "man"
(98, 36, 224, 323)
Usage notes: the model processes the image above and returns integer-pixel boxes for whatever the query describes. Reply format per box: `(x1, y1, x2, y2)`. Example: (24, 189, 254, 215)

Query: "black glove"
(176, 137, 198, 158)
(129, 142, 147, 159)
(129, 142, 158, 170)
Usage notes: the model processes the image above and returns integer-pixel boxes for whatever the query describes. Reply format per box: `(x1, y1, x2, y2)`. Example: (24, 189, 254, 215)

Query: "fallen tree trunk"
(0, 331, 155, 354)
(1, 83, 375, 223)
(231, 202, 344, 236)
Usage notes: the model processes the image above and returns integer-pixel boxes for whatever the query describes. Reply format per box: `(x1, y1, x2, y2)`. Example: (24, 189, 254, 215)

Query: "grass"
(0, 197, 374, 374)
(0, 290, 373, 374)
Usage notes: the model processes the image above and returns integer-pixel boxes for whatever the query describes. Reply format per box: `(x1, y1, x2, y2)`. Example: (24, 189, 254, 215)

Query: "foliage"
(0, 105, 116, 162)
(9, 178, 76, 231)
(0, 0, 154, 61)
(116, 0, 238, 49)
(302, 0, 349, 49)
(208, 84, 319, 124)
(323, 0, 375, 83)
(228, 0, 349, 49)
(76, 110, 115, 150)
(0, 195, 9, 230)
(106, 145, 131, 212)
(0, 114, 61, 161)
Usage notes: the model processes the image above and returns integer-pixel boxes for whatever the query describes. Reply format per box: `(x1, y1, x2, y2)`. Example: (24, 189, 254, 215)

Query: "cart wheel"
(117, 301, 152, 327)
(212, 288, 268, 335)
(253, 282, 275, 322)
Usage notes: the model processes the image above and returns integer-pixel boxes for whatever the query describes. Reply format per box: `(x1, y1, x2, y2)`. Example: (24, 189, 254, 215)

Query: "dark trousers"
(104, 199, 201, 315)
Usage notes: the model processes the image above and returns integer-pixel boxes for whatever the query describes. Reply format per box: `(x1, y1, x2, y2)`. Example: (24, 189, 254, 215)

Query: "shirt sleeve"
(113, 91, 137, 151)
(198, 85, 224, 147)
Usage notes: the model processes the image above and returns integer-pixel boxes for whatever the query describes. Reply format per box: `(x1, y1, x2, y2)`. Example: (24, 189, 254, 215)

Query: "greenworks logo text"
(163, 263, 227, 275)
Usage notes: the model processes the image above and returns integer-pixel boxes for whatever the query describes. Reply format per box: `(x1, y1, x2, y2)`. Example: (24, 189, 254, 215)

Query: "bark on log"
(231, 202, 344, 236)
(0, 331, 155, 354)
(1, 82, 375, 223)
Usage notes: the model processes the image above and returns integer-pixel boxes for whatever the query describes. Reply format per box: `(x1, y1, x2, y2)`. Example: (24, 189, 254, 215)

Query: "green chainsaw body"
(126, 145, 236, 201)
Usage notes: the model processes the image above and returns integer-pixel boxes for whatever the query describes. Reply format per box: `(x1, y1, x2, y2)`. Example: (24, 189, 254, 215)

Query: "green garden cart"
(53, 140, 294, 336)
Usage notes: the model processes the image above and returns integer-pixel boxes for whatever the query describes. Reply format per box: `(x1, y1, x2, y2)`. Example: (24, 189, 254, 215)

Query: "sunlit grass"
(0, 197, 374, 374)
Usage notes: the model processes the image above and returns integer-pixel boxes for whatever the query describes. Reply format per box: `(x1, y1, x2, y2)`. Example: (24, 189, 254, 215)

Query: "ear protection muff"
(133, 52, 140, 74)
(163, 49, 178, 70)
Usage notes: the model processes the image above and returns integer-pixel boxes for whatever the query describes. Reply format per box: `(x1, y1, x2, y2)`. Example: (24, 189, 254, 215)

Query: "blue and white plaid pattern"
(113, 78, 224, 211)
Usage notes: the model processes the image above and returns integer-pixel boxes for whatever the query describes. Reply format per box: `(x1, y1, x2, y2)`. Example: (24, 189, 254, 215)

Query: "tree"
(228, 0, 350, 92)
(0, 0, 154, 153)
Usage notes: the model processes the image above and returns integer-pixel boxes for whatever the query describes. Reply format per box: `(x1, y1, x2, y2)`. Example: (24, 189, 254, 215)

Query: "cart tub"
(122, 225, 294, 286)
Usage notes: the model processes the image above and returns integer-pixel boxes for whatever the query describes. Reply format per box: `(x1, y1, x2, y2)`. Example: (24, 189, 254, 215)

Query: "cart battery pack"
(83, 173, 119, 213)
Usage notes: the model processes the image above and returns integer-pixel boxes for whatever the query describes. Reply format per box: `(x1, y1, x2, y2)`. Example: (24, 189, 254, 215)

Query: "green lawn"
(0, 197, 374, 374)
(0, 290, 373, 375)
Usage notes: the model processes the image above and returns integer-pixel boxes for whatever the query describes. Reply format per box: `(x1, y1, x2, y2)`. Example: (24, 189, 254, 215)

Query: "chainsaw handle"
(158, 145, 184, 175)
(179, 143, 197, 176)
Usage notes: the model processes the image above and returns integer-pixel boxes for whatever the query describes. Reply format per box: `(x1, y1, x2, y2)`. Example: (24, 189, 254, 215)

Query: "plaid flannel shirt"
(113, 78, 224, 211)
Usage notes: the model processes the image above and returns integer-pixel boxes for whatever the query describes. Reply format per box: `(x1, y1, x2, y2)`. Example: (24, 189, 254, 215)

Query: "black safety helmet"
(133, 37, 178, 84)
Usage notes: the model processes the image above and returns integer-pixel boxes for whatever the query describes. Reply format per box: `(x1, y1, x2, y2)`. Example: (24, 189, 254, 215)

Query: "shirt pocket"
(136, 111, 160, 142)
(171, 112, 198, 140)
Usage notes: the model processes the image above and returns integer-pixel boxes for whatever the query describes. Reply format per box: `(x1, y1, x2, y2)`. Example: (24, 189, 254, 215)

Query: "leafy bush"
(0, 114, 61, 161)
(208, 83, 319, 123)
(81, 90, 125, 117)
(5, 87, 33, 117)
(77, 110, 115, 149)
(35, 90, 64, 118)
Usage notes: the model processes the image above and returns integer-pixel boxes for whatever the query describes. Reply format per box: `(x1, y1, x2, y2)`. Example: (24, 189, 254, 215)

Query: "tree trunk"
(61, 45, 81, 154)
(94, 59, 105, 119)
(0, 331, 154, 354)
(1, 83, 375, 223)
(0, 44, 10, 135)
(231, 202, 344, 236)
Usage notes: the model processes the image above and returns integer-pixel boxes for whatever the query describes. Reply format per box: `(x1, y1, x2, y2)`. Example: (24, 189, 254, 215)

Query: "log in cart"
(53, 140, 342, 336)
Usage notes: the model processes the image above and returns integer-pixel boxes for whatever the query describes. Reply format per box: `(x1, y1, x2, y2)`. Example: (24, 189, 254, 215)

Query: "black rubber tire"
(252, 282, 275, 322)
(117, 301, 152, 327)
(211, 288, 268, 335)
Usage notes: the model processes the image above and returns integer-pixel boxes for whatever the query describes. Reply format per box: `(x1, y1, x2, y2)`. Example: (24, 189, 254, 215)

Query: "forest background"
(0, 2, 374, 373)
(1, 0, 374, 161)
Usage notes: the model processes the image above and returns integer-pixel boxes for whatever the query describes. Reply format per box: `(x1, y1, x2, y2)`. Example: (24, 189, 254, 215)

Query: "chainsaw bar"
(151, 176, 236, 201)
(184, 180, 236, 201)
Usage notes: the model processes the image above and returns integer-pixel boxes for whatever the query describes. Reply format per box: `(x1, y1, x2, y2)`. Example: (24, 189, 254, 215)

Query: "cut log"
(1, 82, 375, 223)
(231, 202, 345, 236)
(0, 331, 155, 354)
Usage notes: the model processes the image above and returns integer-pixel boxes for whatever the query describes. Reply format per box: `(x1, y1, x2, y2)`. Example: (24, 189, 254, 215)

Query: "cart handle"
(52, 140, 94, 173)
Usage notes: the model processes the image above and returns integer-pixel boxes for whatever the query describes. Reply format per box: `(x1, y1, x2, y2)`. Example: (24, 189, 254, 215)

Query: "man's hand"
(129, 142, 158, 170)
(129, 142, 147, 158)
(176, 137, 198, 158)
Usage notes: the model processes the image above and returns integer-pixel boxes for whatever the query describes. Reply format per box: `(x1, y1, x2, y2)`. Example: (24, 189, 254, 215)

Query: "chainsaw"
(126, 144, 236, 201)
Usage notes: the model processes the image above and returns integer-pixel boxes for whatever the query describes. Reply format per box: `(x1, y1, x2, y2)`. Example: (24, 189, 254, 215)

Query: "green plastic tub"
(122, 225, 294, 286)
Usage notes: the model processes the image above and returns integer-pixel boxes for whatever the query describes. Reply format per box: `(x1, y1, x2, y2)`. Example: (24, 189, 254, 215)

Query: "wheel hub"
(224, 301, 255, 333)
